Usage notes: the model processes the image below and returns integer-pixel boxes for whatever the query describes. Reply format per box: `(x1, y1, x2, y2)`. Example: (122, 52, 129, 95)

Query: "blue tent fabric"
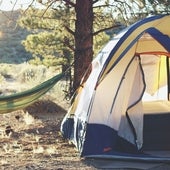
(147, 28, 170, 52)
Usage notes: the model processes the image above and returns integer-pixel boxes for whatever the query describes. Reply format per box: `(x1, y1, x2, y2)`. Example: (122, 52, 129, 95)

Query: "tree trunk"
(73, 0, 93, 91)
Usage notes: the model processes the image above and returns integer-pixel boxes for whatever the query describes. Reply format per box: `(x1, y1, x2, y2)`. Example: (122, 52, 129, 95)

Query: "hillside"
(0, 10, 32, 64)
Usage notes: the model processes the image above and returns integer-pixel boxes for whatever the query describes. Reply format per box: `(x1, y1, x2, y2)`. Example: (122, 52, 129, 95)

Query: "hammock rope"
(0, 72, 65, 114)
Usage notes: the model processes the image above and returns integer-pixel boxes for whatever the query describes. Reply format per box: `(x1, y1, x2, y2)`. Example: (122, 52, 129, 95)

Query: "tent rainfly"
(61, 15, 170, 162)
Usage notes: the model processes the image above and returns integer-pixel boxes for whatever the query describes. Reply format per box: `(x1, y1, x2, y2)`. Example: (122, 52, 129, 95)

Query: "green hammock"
(0, 72, 64, 114)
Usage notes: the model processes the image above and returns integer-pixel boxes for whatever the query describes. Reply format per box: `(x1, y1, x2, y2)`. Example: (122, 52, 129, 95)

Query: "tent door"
(118, 55, 146, 149)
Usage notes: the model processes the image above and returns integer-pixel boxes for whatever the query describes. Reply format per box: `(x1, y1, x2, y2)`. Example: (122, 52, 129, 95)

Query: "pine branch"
(64, 25, 75, 36)
(63, 38, 75, 51)
(93, 25, 122, 36)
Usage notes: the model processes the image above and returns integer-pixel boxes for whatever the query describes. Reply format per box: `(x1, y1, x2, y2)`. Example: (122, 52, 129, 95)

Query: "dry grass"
(0, 63, 96, 169)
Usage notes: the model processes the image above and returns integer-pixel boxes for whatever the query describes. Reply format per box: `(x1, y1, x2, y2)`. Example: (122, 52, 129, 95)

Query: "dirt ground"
(0, 100, 97, 170)
(1, 99, 170, 170)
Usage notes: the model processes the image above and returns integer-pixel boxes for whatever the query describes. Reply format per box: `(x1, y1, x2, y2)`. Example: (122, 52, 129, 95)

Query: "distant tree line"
(0, 11, 32, 64)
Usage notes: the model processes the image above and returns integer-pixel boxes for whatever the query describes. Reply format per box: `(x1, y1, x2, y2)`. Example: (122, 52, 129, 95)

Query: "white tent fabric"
(142, 55, 168, 101)
(118, 56, 145, 149)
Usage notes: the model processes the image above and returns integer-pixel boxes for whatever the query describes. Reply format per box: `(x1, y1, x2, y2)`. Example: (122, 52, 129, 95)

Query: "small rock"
(5, 126, 13, 136)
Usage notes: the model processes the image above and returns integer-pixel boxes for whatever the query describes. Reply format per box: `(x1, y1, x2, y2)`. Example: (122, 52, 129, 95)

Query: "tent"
(61, 15, 170, 162)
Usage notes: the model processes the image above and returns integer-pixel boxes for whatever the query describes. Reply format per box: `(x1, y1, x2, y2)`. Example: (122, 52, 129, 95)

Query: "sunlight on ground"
(23, 112, 35, 125)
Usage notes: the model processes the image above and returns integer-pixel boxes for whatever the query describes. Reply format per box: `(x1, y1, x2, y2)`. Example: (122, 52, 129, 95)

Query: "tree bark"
(73, 0, 93, 91)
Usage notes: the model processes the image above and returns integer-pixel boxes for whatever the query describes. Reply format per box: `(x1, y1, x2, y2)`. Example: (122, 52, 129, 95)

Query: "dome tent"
(61, 15, 170, 162)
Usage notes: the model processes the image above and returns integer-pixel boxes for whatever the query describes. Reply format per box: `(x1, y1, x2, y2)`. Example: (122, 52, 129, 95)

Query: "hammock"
(0, 72, 64, 114)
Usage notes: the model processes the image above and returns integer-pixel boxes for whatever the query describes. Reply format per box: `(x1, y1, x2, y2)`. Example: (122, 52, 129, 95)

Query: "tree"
(18, 8, 73, 66)
(18, 7, 75, 96)
(18, 0, 114, 94)
(18, 0, 170, 94)
(73, 0, 93, 90)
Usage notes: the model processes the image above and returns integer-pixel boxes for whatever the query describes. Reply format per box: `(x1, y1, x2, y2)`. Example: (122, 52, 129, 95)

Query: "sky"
(0, 0, 38, 11)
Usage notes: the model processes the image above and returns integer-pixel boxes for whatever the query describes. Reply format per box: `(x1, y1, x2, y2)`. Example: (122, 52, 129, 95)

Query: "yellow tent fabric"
(99, 15, 170, 83)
